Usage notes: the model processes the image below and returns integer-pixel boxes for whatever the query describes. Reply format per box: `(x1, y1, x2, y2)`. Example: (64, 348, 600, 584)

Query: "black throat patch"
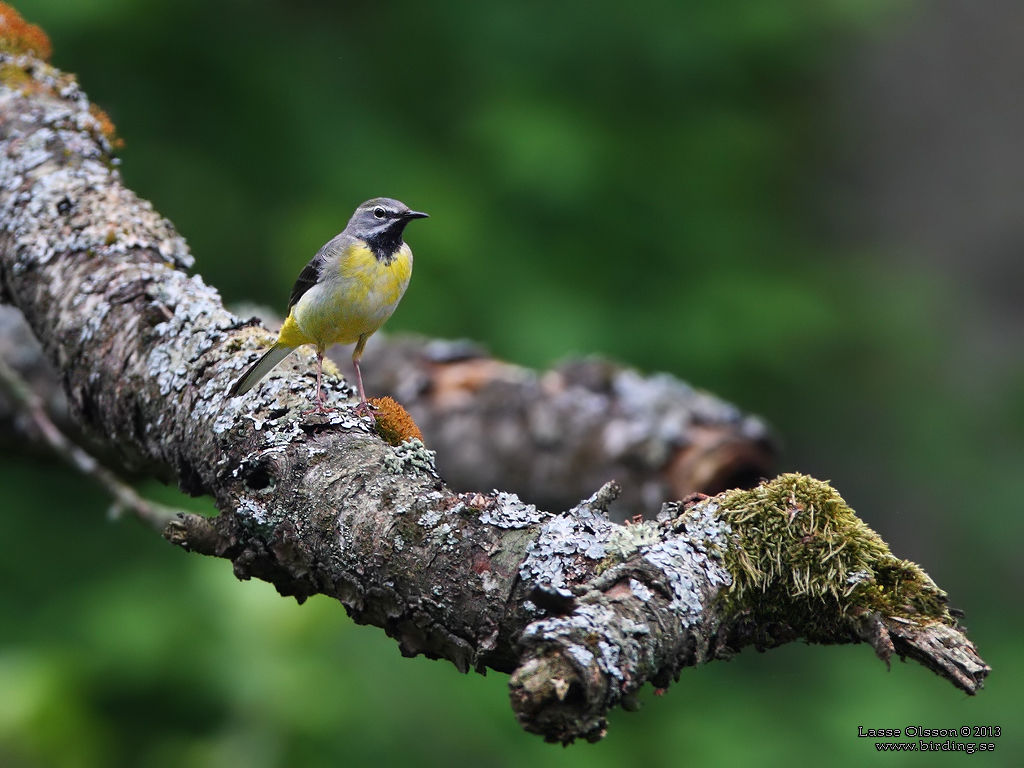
(365, 226, 405, 265)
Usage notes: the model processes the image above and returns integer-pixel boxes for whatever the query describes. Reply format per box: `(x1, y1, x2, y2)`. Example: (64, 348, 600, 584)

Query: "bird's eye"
(373, 207, 386, 219)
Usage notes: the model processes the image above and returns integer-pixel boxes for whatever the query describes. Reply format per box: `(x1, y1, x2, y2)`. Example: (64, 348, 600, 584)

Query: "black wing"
(286, 233, 350, 313)
(286, 253, 324, 314)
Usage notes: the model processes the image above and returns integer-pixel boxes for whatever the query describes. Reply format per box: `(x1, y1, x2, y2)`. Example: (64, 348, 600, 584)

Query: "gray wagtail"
(228, 197, 427, 412)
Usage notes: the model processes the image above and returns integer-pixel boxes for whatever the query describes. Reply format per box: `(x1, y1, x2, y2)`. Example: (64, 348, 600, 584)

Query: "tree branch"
(0, 25, 988, 745)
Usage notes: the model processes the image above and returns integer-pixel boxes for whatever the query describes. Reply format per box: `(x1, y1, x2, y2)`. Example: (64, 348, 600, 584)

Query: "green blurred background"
(1, 0, 1021, 765)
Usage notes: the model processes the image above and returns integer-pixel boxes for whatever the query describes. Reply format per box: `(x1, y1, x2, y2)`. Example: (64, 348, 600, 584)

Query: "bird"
(228, 197, 427, 413)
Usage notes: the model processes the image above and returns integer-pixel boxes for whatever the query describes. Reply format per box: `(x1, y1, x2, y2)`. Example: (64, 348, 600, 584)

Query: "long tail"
(228, 343, 295, 397)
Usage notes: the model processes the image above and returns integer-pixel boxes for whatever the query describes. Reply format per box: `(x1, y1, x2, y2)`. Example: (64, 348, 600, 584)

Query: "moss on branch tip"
(707, 473, 954, 645)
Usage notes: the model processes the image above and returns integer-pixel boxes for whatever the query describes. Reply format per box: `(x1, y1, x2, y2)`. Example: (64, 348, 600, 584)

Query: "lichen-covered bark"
(0, 42, 989, 745)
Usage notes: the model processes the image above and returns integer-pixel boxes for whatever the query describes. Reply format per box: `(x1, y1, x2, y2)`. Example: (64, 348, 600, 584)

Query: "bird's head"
(348, 197, 428, 261)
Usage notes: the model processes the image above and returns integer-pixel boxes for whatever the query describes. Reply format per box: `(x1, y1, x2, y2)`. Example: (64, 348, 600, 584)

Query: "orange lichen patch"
(0, 3, 52, 60)
(88, 103, 125, 149)
(370, 396, 424, 446)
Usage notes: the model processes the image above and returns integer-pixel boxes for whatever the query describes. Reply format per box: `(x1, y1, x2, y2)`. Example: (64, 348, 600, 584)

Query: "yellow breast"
(283, 241, 412, 350)
(339, 242, 412, 308)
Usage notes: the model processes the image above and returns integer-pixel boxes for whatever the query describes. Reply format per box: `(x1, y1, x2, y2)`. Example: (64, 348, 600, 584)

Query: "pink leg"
(302, 350, 335, 415)
(353, 357, 374, 417)
(354, 356, 367, 404)
(352, 334, 375, 419)
(315, 351, 326, 409)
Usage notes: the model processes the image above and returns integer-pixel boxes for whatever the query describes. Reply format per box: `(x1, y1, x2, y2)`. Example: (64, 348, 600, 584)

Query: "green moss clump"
(0, 62, 30, 87)
(709, 473, 953, 647)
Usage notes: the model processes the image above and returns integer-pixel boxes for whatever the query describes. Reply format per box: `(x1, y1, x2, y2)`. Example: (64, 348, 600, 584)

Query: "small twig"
(0, 353, 185, 531)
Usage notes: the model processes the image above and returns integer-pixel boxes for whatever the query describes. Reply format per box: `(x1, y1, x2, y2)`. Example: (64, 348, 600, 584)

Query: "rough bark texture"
(0, 38, 989, 744)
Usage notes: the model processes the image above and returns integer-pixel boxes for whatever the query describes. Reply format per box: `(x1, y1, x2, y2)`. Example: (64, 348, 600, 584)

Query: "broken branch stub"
(0, 20, 988, 747)
(507, 474, 988, 742)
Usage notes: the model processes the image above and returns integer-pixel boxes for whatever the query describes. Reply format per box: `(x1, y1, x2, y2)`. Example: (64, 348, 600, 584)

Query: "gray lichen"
(628, 578, 653, 602)
(417, 510, 442, 528)
(642, 501, 732, 627)
(566, 644, 595, 668)
(605, 519, 661, 560)
(518, 492, 616, 589)
(519, 600, 647, 707)
(237, 496, 285, 530)
(479, 491, 548, 529)
(382, 438, 437, 476)
(0, 54, 192, 274)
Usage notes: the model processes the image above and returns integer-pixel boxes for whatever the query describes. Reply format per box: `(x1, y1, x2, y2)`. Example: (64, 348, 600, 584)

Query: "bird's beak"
(403, 210, 429, 220)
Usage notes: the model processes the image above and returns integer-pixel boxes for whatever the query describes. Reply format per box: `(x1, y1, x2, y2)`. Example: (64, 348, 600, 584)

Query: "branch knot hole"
(240, 459, 273, 491)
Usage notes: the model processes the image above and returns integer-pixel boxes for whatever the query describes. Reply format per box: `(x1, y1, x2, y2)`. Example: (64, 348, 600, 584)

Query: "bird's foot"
(300, 399, 338, 417)
(300, 384, 340, 416)
(353, 399, 377, 420)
